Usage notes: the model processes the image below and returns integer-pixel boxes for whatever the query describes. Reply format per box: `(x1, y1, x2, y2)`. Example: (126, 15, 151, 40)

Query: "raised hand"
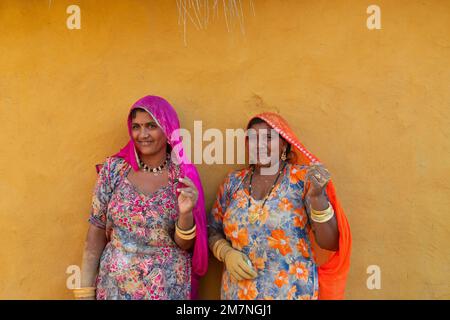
(305, 162, 331, 198)
(177, 177, 199, 216)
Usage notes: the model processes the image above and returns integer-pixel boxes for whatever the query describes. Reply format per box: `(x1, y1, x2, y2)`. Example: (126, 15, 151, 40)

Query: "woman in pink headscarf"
(73, 96, 208, 300)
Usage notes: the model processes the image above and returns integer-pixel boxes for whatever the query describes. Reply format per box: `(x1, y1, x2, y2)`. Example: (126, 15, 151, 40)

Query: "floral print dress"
(209, 163, 320, 300)
(89, 156, 191, 300)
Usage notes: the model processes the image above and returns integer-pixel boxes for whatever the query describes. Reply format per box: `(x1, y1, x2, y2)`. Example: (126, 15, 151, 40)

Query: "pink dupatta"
(103, 95, 208, 299)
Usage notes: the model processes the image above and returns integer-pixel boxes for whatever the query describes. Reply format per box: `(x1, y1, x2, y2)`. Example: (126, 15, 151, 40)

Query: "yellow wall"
(0, 0, 449, 299)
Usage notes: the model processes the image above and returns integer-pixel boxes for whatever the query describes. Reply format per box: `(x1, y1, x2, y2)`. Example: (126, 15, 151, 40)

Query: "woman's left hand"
(305, 162, 331, 198)
(177, 177, 199, 216)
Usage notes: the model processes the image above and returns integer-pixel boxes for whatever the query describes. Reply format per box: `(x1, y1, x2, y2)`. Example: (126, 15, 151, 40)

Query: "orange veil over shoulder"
(248, 112, 352, 300)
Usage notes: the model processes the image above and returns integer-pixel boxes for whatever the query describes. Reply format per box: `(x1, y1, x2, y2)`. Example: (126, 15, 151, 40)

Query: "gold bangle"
(177, 226, 196, 235)
(213, 239, 229, 261)
(212, 240, 221, 255)
(73, 287, 96, 298)
(73, 287, 96, 292)
(214, 240, 226, 255)
(176, 228, 196, 240)
(175, 221, 196, 235)
(74, 292, 96, 298)
(219, 245, 233, 262)
(213, 239, 232, 262)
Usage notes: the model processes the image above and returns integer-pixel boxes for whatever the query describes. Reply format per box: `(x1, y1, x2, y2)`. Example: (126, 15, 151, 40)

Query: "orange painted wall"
(0, 0, 449, 299)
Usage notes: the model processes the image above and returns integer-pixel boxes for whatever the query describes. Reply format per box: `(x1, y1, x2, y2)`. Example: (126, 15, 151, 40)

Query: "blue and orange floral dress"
(209, 163, 320, 300)
(89, 156, 191, 300)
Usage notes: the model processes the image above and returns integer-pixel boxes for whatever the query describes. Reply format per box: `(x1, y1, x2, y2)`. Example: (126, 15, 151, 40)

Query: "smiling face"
(246, 119, 288, 168)
(130, 108, 167, 157)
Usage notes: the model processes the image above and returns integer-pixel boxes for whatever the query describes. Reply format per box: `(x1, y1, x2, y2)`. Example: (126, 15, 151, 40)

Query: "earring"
(281, 148, 287, 161)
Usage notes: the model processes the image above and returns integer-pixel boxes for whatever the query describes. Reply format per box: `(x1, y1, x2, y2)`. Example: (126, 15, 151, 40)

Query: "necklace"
(247, 161, 287, 216)
(139, 154, 169, 175)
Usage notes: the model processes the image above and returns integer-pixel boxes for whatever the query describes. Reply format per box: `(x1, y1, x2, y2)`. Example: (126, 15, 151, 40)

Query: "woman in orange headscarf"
(208, 112, 351, 300)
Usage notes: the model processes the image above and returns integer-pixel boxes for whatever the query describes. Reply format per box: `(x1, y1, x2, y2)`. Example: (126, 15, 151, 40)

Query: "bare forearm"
(309, 194, 339, 251)
(80, 225, 107, 287)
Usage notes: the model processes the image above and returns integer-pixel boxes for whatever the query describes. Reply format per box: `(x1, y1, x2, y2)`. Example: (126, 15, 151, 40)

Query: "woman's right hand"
(224, 249, 258, 281)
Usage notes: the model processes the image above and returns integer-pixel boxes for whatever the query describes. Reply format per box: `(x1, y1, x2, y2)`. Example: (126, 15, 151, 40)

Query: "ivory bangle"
(310, 203, 335, 223)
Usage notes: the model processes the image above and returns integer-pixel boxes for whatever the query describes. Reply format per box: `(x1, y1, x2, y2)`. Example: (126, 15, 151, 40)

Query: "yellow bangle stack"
(310, 203, 335, 223)
(175, 221, 196, 240)
(212, 239, 232, 262)
(73, 287, 96, 299)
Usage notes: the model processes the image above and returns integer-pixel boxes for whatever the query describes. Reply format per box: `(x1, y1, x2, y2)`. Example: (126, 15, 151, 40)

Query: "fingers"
(316, 165, 331, 180)
(230, 264, 255, 281)
(308, 162, 330, 177)
(178, 177, 199, 200)
(238, 259, 257, 279)
(177, 187, 198, 201)
(235, 266, 254, 280)
(306, 163, 330, 187)
(229, 269, 244, 281)
(178, 187, 195, 195)
(229, 268, 256, 281)
(225, 250, 258, 281)
(178, 177, 197, 190)
(229, 255, 257, 280)
(305, 170, 320, 186)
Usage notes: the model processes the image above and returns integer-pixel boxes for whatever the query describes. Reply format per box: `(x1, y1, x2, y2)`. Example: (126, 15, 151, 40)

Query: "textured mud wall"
(0, 0, 449, 299)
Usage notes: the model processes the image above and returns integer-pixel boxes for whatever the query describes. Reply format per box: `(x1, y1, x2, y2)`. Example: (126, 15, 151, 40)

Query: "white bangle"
(310, 203, 335, 223)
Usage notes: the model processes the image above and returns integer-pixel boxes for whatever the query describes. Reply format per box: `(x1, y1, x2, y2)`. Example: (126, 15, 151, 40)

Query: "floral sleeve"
(88, 157, 115, 229)
(207, 174, 231, 249)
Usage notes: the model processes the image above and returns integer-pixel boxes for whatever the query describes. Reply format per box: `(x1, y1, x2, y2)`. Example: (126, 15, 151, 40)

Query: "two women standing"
(73, 96, 351, 300)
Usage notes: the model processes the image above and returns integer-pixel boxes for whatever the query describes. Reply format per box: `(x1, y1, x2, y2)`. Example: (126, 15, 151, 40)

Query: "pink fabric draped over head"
(112, 95, 208, 299)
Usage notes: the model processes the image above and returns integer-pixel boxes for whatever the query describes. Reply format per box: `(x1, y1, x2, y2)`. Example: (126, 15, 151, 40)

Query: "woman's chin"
(138, 146, 167, 157)
(137, 147, 156, 156)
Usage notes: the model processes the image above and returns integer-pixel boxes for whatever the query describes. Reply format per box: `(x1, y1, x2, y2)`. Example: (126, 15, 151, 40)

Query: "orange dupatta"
(248, 112, 352, 300)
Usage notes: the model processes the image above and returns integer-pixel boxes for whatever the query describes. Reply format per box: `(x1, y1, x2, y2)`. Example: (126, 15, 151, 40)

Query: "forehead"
(131, 109, 156, 123)
(249, 122, 276, 133)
